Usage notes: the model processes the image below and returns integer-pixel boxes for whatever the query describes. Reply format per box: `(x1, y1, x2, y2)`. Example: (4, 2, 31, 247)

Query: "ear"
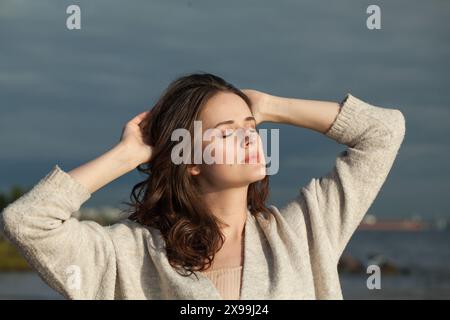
(188, 164, 201, 176)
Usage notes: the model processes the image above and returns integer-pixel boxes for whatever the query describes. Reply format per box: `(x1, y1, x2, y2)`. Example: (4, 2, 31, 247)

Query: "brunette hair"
(122, 72, 272, 279)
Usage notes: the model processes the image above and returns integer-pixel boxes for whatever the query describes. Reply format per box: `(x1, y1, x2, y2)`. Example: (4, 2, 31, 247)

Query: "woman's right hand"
(118, 110, 154, 167)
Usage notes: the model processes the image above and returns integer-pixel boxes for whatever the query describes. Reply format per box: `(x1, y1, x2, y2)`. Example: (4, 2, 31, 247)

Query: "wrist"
(259, 94, 282, 123)
(112, 143, 141, 171)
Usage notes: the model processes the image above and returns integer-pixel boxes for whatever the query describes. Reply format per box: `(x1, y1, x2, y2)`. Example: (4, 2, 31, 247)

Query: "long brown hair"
(123, 72, 272, 279)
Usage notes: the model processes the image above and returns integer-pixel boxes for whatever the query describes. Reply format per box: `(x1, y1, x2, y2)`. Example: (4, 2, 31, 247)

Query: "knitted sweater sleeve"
(0, 165, 117, 299)
(277, 93, 406, 259)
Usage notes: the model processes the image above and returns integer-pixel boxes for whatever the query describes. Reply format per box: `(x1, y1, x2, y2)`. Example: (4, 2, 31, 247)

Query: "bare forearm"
(261, 94, 341, 134)
(67, 143, 139, 194)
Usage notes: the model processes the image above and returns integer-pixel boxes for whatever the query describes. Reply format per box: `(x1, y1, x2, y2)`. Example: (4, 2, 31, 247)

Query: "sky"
(1, 0, 449, 219)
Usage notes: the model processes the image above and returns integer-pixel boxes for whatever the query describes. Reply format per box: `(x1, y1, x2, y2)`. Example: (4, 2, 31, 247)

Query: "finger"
(130, 110, 150, 125)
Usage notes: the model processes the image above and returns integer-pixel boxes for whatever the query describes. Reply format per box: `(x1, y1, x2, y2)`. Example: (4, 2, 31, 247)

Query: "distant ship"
(358, 214, 429, 231)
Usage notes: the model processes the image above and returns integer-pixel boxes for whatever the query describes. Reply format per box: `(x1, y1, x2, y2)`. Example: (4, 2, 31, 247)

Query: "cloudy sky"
(1, 0, 449, 219)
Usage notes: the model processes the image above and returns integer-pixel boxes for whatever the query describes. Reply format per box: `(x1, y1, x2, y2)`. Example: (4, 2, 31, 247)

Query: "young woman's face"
(191, 91, 266, 189)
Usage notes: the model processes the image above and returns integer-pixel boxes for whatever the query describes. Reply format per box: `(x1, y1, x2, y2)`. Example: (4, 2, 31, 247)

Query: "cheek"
(202, 137, 240, 164)
(221, 138, 241, 162)
(256, 136, 266, 165)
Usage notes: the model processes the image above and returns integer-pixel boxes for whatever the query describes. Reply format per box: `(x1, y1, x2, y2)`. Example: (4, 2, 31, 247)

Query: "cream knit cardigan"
(0, 93, 406, 300)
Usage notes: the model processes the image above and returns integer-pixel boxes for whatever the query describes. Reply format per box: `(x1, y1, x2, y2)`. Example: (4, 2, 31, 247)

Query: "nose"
(240, 128, 257, 149)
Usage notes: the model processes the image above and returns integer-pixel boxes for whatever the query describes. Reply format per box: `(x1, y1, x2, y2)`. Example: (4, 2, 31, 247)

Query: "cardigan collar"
(192, 209, 266, 300)
(149, 209, 268, 300)
(148, 207, 319, 299)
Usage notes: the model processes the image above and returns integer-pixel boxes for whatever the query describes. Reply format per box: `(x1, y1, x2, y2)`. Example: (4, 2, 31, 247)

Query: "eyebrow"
(213, 116, 256, 128)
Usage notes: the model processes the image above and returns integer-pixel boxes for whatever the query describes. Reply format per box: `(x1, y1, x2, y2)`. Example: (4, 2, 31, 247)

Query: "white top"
(202, 266, 243, 300)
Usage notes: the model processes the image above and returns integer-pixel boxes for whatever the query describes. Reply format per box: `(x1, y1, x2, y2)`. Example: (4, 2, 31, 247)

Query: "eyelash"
(221, 128, 257, 138)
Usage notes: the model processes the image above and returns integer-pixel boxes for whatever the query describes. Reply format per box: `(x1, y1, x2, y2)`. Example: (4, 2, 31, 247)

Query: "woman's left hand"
(241, 89, 272, 125)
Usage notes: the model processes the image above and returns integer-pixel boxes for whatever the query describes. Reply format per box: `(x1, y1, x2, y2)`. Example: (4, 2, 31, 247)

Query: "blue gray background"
(1, 0, 449, 219)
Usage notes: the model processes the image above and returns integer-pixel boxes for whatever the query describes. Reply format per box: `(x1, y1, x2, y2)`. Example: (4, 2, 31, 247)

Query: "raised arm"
(243, 90, 406, 260)
(0, 110, 154, 299)
(67, 110, 153, 193)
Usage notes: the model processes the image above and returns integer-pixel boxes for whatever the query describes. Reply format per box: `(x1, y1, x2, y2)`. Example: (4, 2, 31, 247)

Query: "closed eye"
(221, 127, 257, 138)
(222, 130, 234, 138)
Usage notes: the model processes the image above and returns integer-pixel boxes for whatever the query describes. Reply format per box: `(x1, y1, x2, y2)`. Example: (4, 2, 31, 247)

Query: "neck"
(201, 185, 249, 241)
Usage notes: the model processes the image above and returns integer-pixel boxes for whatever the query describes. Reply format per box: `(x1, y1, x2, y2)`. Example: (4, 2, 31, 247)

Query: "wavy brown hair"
(122, 72, 272, 279)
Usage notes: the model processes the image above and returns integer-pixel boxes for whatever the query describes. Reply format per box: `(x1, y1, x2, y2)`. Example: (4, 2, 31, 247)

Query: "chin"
(244, 164, 266, 183)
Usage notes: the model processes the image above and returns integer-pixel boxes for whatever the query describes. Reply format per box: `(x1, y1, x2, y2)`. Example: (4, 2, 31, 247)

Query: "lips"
(245, 152, 259, 163)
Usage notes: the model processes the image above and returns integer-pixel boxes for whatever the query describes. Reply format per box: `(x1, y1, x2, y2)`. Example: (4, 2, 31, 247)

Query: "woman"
(0, 72, 405, 300)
